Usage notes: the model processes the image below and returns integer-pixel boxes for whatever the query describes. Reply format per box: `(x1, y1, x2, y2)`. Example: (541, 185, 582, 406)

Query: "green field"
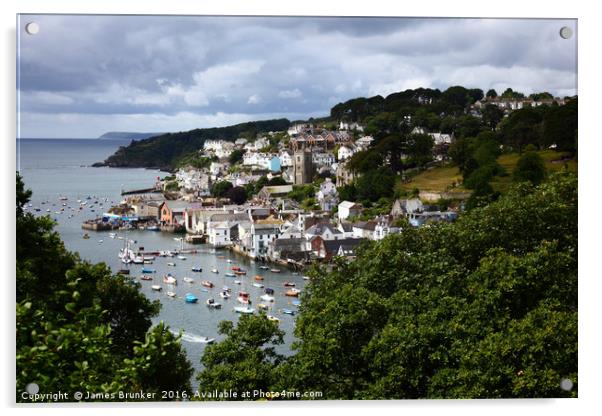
(398, 150, 577, 195)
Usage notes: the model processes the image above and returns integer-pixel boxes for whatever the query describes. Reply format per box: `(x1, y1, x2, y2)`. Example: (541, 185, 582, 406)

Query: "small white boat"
(98, 239, 103, 243)
(260, 294, 275, 302)
(163, 275, 177, 285)
(259, 265, 269, 270)
(199, 337, 215, 344)
(151, 285, 162, 291)
(219, 290, 231, 299)
(234, 306, 255, 314)
(167, 262, 176, 266)
(166, 291, 176, 298)
(267, 315, 280, 323)
(183, 277, 194, 284)
(234, 280, 242, 285)
(206, 298, 222, 309)
(109, 233, 116, 239)
(302, 275, 310, 280)
(211, 268, 219, 274)
(253, 282, 264, 288)
(177, 255, 187, 260)
(227, 259, 232, 263)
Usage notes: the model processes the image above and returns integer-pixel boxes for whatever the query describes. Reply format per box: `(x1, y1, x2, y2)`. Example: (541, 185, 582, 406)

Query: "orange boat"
(285, 288, 301, 297)
(254, 275, 264, 281)
(234, 269, 247, 275)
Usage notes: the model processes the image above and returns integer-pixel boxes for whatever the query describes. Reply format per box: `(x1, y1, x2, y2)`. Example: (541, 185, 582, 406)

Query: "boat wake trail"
(169, 329, 214, 343)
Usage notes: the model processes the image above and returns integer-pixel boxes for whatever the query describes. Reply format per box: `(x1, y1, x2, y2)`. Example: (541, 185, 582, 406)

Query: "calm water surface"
(17, 138, 306, 388)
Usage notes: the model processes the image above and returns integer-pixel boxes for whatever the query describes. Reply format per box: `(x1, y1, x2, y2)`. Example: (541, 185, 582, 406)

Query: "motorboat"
(211, 268, 219, 274)
(282, 308, 295, 316)
(302, 275, 311, 280)
(206, 298, 222, 309)
(260, 294, 275, 302)
(234, 280, 242, 285)
(225, 272, 236, 277)
(141, 267, 156, 274)
(264, 287, 274, 295)
(257, 303, 269, 311)
(199, 337, 215, 344)
(222, 286, 231, 292)
(166, 291, 176, 298)
(254, 275, 264, 281)
(163, 275, 177, 285)
(267, 315, 280, 323)
(270, 268, 281, 273)
(292, 299, 301, 306)
(151, 285, 162, 291)
(140, 275, 153, 281)
(285, 288, 301, 297)
(234, 269, 247, 276)
(283, 282, 296, 287)
(259, 265, 269, 270)
(177, 255, 187, 260)
(201, 280, 214, 288)
(237, 291, 250, 304)
(253, 282, 264, 288)
(185, 293, 198, 303)
(167, 262, 176, 266)
(219, 290, 231, 299)
(183, 277, 194, 284)
(191, 266, 202, 272)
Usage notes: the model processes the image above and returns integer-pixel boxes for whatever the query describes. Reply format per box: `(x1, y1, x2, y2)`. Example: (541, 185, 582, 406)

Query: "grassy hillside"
(398, 150, 577, 196)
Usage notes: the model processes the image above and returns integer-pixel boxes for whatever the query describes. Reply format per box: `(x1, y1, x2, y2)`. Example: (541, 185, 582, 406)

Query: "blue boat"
(191, 266, 202, 272)
(282, 308, 295, 315)
(264, 287, 274, 295)
(185, 293, 199, 303)
(141, 267, 156, 273)
(291, 299, 301, 306)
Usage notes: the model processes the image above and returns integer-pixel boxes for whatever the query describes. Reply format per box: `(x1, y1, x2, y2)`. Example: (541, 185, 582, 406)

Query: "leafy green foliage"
(175, 153, 214, 170)
(196, 315, 285, 400)
(513, 151, 547, 185)
(211, 180, 234, 197)
(229, 149, 245, 165)
(226, 186, 247, 205)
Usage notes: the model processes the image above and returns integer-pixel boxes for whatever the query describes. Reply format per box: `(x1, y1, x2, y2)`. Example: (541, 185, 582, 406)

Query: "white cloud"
(278, 88, 302, 99)
(247, 94, 261, 104)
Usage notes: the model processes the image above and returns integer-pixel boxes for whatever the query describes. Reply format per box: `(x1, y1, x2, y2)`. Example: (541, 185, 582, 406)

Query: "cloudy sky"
(17, 15, 577, 138)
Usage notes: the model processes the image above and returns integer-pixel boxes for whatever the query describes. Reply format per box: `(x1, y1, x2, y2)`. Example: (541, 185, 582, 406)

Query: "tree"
(226, 186, 247, 205)
(406, 133, 434, 167)
(196, 315, 285, 400)
(481, 104, 504, 130)
(229, 149, 245, 165)
(513, 151, 546, 185)
(211, 180, 234, 197)
(486, 89, 498, 98)
(541, 98, 577, 153)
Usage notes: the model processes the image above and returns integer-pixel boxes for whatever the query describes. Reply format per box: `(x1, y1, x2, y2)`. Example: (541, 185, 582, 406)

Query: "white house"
(337, 145, 355, 161)
(305, 222, 343, 241)
(429, 132, 453, 145)
(279, 151, 293, 167)
(352, 221, 377, 240)
(339, 121, 364, 132)
(316, 178, 339, 211)
(338, 200, 363, 221)
(355, 135, 374, 149)
(312, 152, 335, 167)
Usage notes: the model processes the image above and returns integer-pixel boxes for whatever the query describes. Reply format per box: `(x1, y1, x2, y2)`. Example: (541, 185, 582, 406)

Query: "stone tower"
(293, 149, 314, 185)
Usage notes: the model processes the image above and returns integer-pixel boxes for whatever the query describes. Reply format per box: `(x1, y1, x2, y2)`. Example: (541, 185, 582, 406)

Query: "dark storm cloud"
(17, 15, 577, 138)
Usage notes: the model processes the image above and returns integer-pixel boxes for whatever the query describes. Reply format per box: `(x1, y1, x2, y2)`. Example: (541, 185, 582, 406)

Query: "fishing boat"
(219, 290, 231, 299)
(151, 285, 162, 291)
(260, 294, 275, 302)
(225, 272, 236, 277)
(211, 268, 219, 274)
(177, 255, 187, 260)
(191, 266, 202, 272)
(253, 282, 264, 288)
(254, 275, 264, 281)
(237, 291, 250, 304)
(282, 308, 295, 315)
(166, 291, 176, 298)
(141, 267, 156, 274)
(163, 275, 177, 285)
(183, 277, 194, 284)
(267, 315, 280, 323)
(270, 268, 281, 273)
(285, 288, 301, 297)
(206, 298, 222, 309)
(259, 265, 269, 270)
(140, 275, 153, 281)
(185, 293, 198, 303)
(283, 282, 296, 287)
(234, 306, 254, 314)
(264, 287, 274, 295)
